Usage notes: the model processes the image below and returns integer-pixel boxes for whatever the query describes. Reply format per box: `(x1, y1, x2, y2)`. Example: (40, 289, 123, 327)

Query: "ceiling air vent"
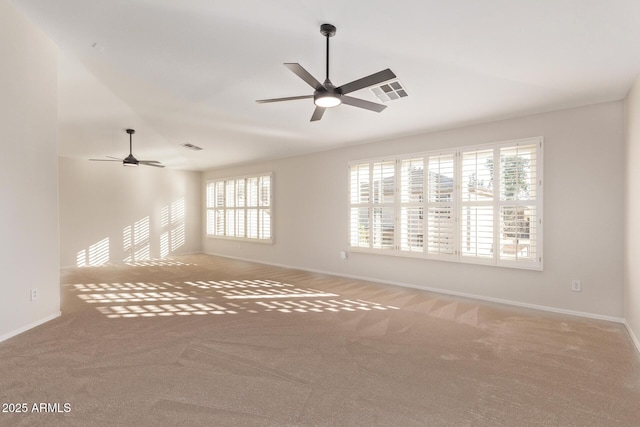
(181, 143, 203, 151)
(371, 80, 408, 102)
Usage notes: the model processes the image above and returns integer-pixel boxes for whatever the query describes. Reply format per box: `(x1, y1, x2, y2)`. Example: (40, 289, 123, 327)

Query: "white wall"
(0, 0, 60, 341)
(204, 101, 625, 319)
(625, 76, 640, 351)
(59, 157, 202, 267)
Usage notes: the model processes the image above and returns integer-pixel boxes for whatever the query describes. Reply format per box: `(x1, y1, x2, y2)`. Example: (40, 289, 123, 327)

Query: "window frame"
(348, 137, 543, 270)
(206, 172, 273, 244)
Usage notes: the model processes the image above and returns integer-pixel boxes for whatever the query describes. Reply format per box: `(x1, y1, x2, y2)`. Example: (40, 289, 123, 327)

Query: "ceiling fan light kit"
(256, 23, 397, 121)
(89, 129, 165, 168)
(314, 90, 341, 108)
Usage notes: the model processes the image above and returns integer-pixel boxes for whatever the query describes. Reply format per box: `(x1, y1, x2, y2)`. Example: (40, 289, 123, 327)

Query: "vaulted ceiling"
(12, 0, 640, 170)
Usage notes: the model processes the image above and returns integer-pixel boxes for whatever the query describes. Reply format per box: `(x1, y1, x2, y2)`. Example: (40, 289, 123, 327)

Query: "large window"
(206, 173, 272, 242)
(349, 138, 542, 270)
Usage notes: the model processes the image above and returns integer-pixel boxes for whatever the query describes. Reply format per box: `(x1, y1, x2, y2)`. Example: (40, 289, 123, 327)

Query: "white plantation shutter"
(247, 177, 258, 239)
(400, 157, 424, 253)
(213, 181, 224, 236)
(206, 173, 272, 242)
(497, 143, 540, 267)
(426, 153, 456, 258)
(460, 205, 494, 258)
(225, 180, 235, 236)
(461, 149, 495, 263)
(347, 137, 542, 270)
(372, 161, 395, 250)
(499, 206, 536, 259)
(349, 160, 395, 250)
(259, 209, 271, 240)
(206, 181, 216, 236)
(258, 175, 271, 240)
(349, 163, 371, 248)
(259, 175, 271, 207)
(373, 207, 394, 249)
(247, 209, 258, 238)
(235, 179, 245, 237)
(235, 210, 245, 238)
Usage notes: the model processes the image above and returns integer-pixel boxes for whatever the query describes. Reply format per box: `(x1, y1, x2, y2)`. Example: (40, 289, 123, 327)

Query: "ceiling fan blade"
(341, 96, 387, 113)
(139, 161, 165, 168)
(310, 106, 326, 122)
(256, 95, 313, 104)
(337, 69, 396, 95)
(106, 155, 122, 160)
(284, 63, 325, 91)
(89, 158, 121, 162)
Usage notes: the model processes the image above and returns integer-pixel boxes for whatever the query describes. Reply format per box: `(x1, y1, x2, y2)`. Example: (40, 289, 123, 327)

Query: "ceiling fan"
(256, 23, 397, 121)
(90, 129, 165, 168)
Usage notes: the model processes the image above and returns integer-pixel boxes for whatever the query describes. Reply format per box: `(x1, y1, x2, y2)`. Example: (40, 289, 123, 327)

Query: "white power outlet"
(571, 280, 582, 292)
(30, 288, 39, 301)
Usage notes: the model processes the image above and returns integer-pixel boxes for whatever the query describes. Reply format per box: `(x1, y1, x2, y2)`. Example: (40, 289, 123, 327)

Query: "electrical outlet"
(30, 288, 39, 301)
(571, 280, 582, 292)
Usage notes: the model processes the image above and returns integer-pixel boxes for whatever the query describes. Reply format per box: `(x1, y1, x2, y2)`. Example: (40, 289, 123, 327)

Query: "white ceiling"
(12, 0, 640, 171)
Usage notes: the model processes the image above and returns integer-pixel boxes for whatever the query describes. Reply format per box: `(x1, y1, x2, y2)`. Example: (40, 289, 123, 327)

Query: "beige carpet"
(0, 253, 638, 426)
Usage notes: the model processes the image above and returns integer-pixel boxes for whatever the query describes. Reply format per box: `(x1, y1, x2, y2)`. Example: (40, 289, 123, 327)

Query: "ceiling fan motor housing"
(123, 153, 139, 166)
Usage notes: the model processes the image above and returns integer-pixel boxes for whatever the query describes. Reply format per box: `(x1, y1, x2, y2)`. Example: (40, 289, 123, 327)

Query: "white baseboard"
(624, 320, 640, 354)
(203, 251, 624, 324)
(0, 311, 61, 344)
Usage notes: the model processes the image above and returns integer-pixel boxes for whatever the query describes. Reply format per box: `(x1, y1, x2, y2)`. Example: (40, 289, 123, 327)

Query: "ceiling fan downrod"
(126, 128, 135, 155)
(320, 24, 336, 84)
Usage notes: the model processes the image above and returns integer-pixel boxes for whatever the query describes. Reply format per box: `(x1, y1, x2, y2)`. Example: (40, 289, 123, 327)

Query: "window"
(206, 173, 272, 242)
(348, 138, 542, 269)
(349, 161, 395, 250)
